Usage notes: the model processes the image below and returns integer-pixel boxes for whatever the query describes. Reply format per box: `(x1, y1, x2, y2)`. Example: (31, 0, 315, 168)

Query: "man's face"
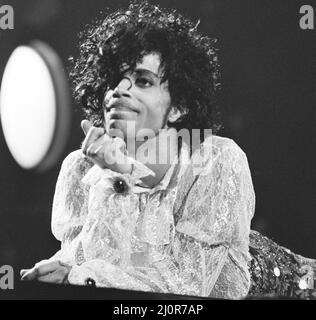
(103, 53, 172, 140)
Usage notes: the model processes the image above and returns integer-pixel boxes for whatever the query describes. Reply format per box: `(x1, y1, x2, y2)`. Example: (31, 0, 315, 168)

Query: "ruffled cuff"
(67, 260, 154, 292)
(81, 157, 155, 189)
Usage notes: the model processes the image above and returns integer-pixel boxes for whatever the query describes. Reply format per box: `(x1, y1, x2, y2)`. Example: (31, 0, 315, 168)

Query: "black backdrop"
(0, 0, 315, 276)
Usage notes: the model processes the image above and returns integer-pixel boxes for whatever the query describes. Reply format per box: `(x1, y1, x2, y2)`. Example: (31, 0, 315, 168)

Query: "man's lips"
(107, 109, 137, 120)
(106, 99, 139, 113)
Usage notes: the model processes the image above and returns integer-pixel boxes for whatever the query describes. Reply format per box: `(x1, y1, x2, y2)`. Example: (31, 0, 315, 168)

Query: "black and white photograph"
(0, 0, 315, 304)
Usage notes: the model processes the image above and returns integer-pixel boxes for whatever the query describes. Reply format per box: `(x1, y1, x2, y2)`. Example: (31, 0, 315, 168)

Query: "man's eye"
(135, 77, 153, 88)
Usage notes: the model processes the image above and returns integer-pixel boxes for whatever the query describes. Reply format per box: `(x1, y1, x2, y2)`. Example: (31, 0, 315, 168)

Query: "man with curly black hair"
(20, 1, 256, 299)
(71, 1, 221, 133)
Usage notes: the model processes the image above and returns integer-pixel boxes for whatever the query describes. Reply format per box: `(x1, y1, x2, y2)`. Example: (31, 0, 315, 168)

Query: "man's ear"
(167, 106, 183, 124)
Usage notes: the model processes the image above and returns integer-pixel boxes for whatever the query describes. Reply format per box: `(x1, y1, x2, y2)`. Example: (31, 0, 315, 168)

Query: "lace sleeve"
(67, 140, 255, 299)
(49, 150, 93, 262)
(173, 140, 255, 298)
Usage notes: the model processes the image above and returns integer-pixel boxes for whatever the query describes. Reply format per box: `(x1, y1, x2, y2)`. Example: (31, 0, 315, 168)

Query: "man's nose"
(112, 77, 132, 98)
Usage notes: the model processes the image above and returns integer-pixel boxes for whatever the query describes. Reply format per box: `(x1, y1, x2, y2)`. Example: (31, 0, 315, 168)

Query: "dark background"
(0, 0, 315, 276)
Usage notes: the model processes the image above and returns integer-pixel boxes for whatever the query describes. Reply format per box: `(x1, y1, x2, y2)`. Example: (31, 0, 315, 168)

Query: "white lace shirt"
(49, 135, 255, 299)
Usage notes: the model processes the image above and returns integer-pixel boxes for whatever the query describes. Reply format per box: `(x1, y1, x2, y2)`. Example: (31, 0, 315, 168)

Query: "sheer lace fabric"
(49, 135, 255, 299)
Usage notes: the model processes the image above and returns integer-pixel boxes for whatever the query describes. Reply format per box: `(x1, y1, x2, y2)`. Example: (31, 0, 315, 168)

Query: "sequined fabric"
(248, 231, 316, 299)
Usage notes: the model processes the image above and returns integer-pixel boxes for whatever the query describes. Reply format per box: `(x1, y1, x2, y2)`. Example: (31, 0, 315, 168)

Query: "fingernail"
(94, 146, 103, 154)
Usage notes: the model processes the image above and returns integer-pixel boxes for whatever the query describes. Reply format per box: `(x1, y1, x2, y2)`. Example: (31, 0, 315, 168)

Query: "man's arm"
(65, 140, 255, 298)
(21, 150, 92, 281)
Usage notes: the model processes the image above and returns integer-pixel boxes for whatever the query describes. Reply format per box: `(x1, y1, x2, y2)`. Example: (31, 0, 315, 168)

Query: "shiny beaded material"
(248, 231, 316, 299)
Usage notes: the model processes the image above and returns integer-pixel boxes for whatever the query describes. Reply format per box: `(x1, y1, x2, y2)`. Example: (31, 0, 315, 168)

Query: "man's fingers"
(37, 273, 58, 284)
(81, 126, 105, 155)
(35, 261, 61, 275)
(81, 128, 131, 170)
(21, 261, 61, 281)
(85, 133, 112, 156)
(37, 267, 70, 284)
(113, 137, 127, 154)
(81, 119, 92, 135)
(21, 268, 37, 281)
(20, 269, 28, 276)
(86, 135, 106, 156)
(20, 269, 30, 277)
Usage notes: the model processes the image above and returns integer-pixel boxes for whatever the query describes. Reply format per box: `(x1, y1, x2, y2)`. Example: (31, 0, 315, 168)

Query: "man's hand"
(20, 260, 71, 284)
(81, 120, 133, 174)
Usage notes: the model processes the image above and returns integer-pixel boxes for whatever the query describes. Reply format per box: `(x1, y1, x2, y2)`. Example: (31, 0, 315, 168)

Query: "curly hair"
(70, 0, 222, 134)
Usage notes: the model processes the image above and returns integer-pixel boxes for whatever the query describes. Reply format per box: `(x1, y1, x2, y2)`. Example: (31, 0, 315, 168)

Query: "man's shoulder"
(63, 149, 85, 162)
(184, 134, 249, 178)
(198, 134, 247, 162)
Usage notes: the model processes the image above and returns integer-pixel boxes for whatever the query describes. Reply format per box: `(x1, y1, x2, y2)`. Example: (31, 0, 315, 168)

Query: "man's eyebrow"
(133, 68, 160, 79)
